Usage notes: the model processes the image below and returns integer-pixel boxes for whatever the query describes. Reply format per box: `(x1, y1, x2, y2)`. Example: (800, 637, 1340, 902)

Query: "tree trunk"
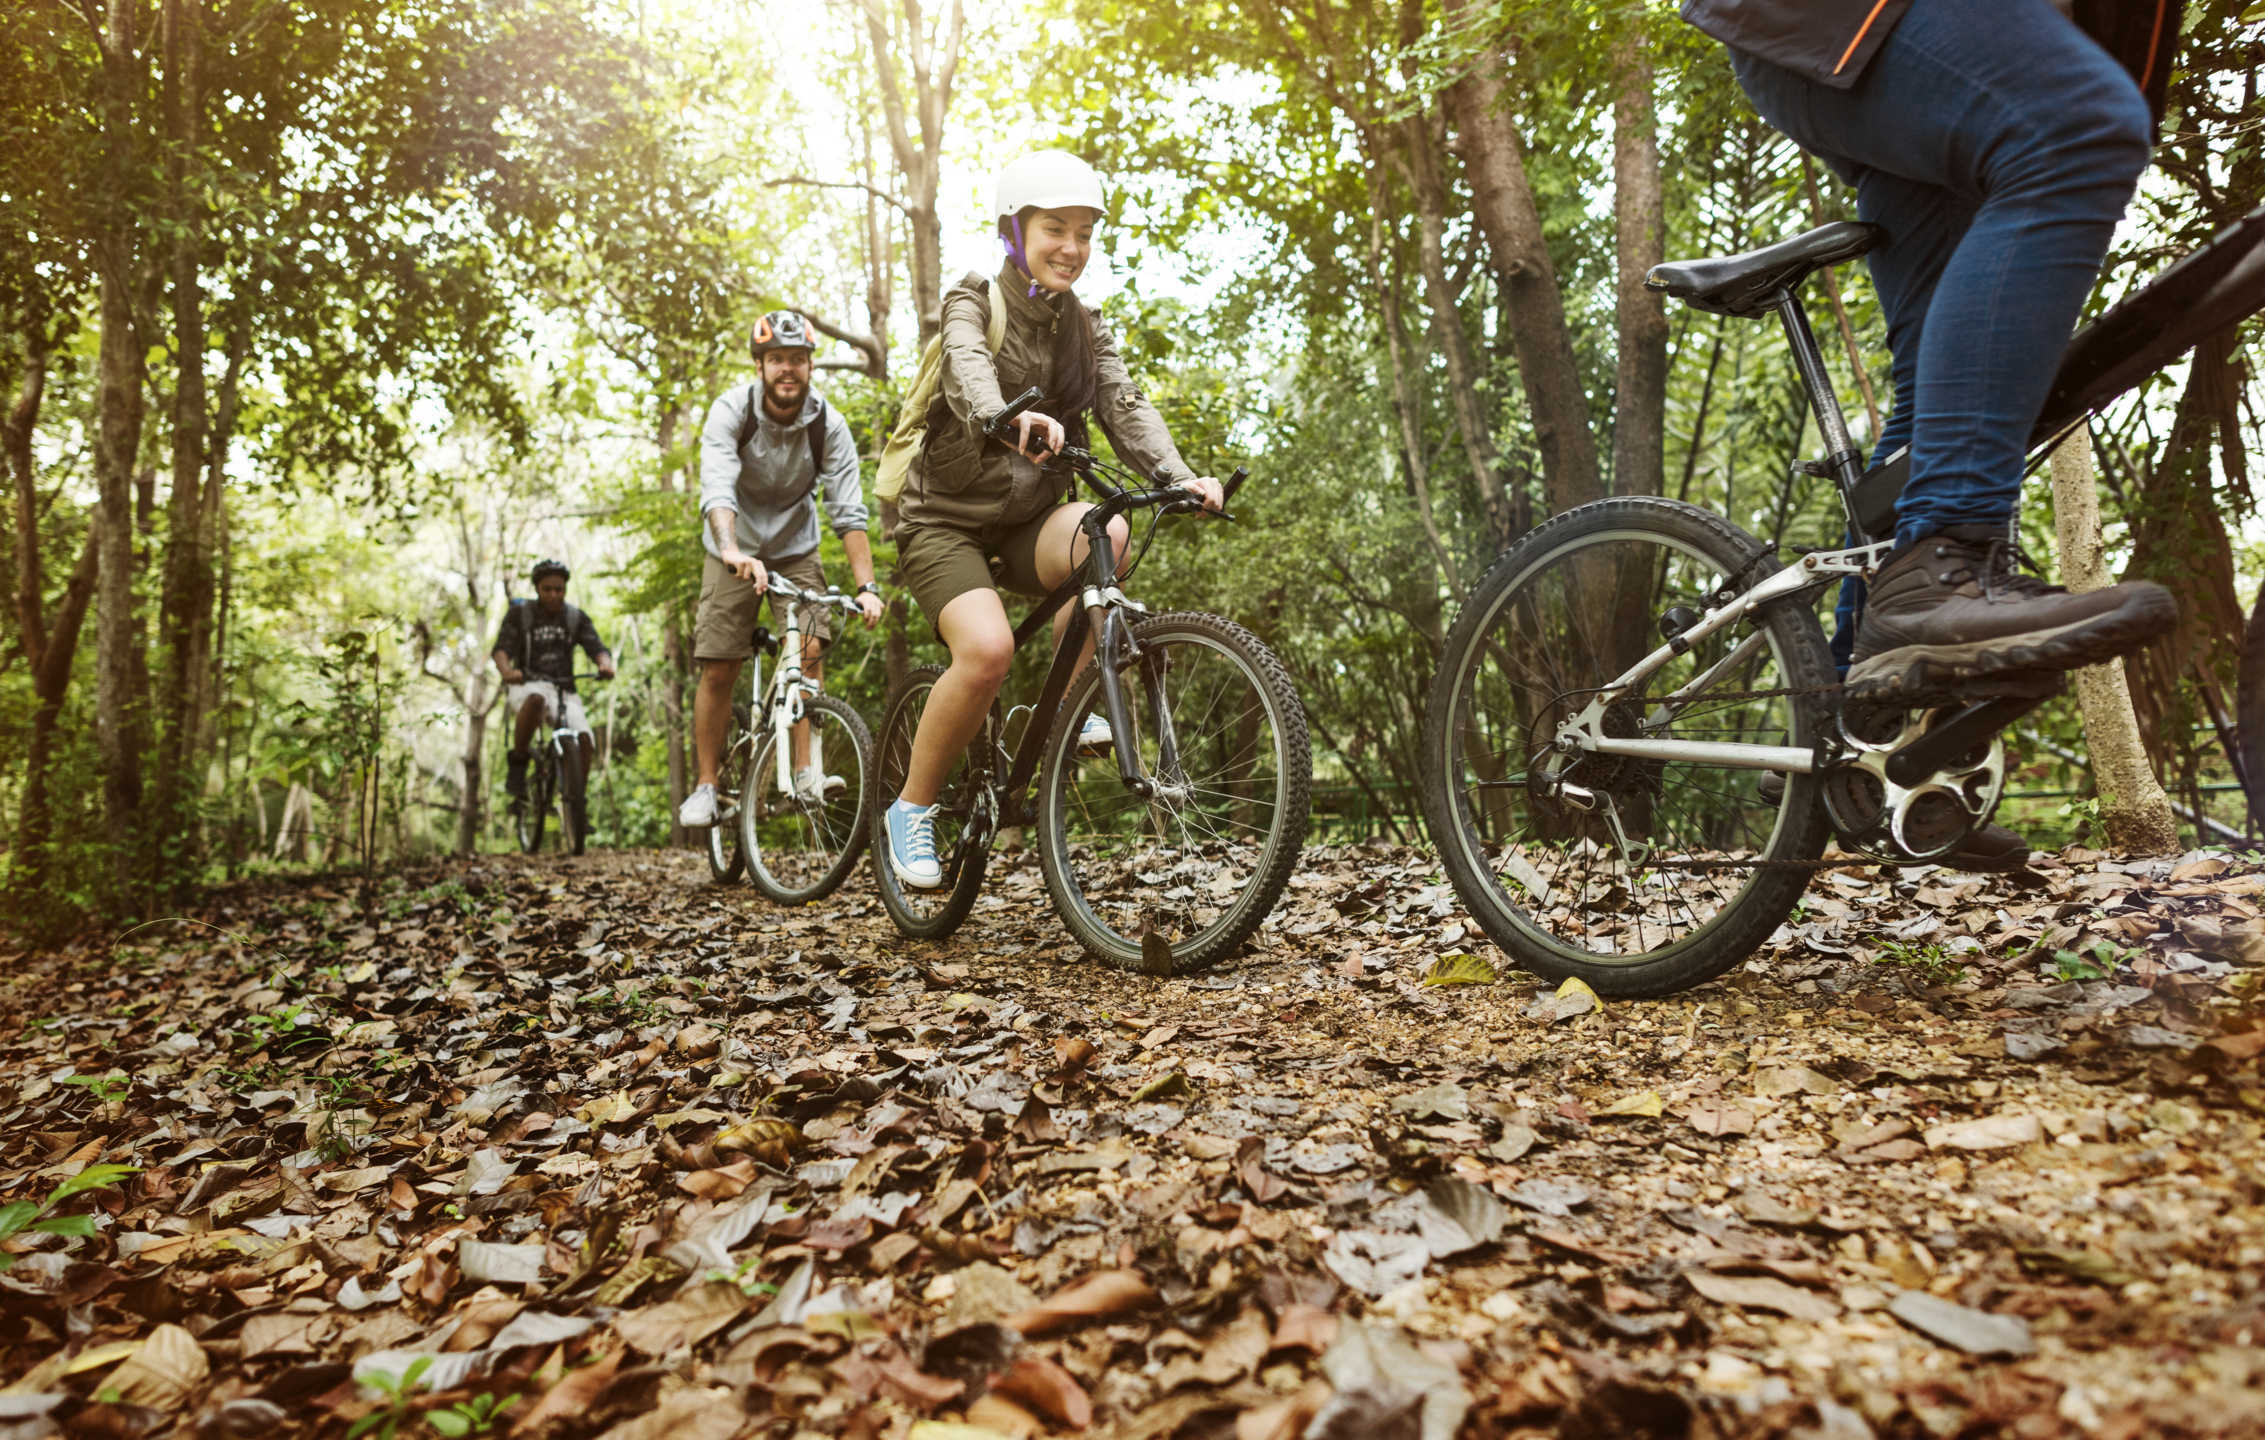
(457, 670, 492, 854)
(862, 0, 963, 345)
(9, 337, 101, 902)
(1610, 21, 1667, 496)
(1443, 6, 1604, 519)
(1363, 157, 1462, 597)
(1400, 112, 1516, 552)
(2049, 430, 2178, 853)
(92, 0, 150, 875)
(2118, 330, 2249, 789)
(151, 0, 212, 885)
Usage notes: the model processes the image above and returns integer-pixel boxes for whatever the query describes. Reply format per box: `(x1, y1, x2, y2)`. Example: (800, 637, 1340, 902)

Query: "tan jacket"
(901, 266, 1198, 532)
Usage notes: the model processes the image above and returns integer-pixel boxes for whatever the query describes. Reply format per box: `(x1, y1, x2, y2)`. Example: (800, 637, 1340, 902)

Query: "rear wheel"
(706, 704, 750, 883)
(2239, 583, 2265, 831)
(744, 694, 874, 903)
(1037, 611, 1311, 973)
(870, 665, 994, 941)
(1421, 497, 1835, 997)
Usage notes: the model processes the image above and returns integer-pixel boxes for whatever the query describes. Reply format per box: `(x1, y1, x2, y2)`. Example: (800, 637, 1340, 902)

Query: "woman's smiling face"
(1022, 206, 1097, 293)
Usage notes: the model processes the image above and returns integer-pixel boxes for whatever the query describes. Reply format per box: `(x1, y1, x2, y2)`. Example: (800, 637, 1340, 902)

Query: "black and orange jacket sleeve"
(1681, 0, 2180, 115)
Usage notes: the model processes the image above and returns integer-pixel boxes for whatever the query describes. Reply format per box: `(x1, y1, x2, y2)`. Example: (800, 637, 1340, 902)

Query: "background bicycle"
(704, 577, 874, 903)
(514, 673, 604, 857)
(870, 409, 1312, 975)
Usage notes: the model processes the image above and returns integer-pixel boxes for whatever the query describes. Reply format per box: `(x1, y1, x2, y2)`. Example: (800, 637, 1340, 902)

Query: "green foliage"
(0, 1164, 138, 1270)
(1871, 941, 1966, 986)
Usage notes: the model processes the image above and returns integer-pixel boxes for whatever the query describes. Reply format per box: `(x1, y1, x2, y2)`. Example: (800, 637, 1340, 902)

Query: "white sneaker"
(793, 766, 847, 805)
(677, 784, 718, 828)
(1076, 712, 1114, 755)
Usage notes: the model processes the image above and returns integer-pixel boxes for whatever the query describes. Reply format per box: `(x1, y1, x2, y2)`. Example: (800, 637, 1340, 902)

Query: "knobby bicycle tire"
(707, 702, 751, 884)
(1421, 497, 1835, 997)
(557, 740, 587, 857)
(870, 665, 994, 941)
(516, 752, 552, 855)
(744, 693, 875, 904)
(1037, 611, 1312, 973)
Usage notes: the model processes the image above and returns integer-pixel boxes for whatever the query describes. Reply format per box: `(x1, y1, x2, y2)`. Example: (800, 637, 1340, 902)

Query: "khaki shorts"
(694, 550, 832, 662)
(896, 510, 1059, 628)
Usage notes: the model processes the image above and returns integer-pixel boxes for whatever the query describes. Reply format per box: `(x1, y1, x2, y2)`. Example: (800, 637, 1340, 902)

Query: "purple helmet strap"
(1001, 215, 1044, 298)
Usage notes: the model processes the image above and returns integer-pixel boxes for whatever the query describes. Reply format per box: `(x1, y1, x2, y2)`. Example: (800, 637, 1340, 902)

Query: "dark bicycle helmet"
(531, 558, 570, 584)
(749, 309, 815, 359)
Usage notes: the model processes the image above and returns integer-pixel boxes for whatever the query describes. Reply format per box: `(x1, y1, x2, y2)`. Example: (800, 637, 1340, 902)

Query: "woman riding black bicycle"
(881, 150, 1228, 890)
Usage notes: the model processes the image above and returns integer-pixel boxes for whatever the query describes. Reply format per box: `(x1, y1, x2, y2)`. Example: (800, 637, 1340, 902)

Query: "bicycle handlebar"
(764, 573, 868, 614)
(986, 387, 1045, 440)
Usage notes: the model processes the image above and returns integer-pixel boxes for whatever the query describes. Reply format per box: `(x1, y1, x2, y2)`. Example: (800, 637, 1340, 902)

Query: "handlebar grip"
(985, 387, 1045, 439)
(1223, 466, 1248, 503)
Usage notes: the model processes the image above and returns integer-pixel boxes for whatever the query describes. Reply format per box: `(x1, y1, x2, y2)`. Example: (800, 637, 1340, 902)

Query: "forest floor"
(2, 841, 2263, 1440)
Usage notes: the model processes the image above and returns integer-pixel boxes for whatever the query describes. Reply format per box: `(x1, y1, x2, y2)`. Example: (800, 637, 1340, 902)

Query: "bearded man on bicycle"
(679, 310, 885, 830)
(496, 559, 616, 801)
(1682, 0, 2184, 865)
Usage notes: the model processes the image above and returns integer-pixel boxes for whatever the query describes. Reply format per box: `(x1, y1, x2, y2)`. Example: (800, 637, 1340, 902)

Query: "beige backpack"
(874, 275, 1009, 505)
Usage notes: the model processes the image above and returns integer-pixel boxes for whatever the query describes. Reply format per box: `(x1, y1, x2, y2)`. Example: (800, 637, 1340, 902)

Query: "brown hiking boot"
(1844, 526, 2176, 704)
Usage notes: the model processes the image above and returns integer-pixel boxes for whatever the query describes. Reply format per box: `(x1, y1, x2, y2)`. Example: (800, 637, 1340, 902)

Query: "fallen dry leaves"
(0, 840, 2261, 1439)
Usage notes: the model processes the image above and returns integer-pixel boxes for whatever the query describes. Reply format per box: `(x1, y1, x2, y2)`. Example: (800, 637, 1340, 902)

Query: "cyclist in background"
(679, 310, 883, 830)
(1681, 0, 2184, 867)
(495, 559, 616, 802)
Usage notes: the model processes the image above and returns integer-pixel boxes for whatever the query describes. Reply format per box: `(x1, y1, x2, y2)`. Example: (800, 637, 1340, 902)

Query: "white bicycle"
(706, 575, 875, 903)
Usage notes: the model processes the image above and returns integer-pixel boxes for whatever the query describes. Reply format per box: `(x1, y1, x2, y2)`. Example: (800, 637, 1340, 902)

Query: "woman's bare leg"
(900, 588, 1015, 807)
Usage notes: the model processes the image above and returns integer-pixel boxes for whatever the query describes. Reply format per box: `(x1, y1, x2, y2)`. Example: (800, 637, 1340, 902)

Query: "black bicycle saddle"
(1647, 221, 1886, 318)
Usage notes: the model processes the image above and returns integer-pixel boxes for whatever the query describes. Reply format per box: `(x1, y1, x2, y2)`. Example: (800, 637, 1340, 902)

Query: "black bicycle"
(870, 393, 1313, 973)
(514, 672, 604, 857)
(1423, 203, 2265, 997)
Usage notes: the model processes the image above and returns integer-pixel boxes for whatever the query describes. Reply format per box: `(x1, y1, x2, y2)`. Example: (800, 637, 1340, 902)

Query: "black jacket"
(1681, 0, 2180, 121)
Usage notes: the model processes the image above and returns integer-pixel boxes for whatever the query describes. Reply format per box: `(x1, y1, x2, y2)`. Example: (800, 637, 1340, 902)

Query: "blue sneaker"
(1076, 712, 1114, 755)
(885, 800, 943, 889)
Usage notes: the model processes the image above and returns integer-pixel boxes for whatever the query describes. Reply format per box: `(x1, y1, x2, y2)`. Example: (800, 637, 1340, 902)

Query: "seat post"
(1770, 292, 1866, 492)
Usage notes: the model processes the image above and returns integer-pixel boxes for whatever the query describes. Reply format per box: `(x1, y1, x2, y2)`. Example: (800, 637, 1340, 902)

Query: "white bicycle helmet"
(992, 150, 1108, 221)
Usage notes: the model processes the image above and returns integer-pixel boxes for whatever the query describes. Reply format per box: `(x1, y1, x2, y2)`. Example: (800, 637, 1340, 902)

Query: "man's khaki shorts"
(896, 510, 1058, 628)
(694, 550, 832, 662)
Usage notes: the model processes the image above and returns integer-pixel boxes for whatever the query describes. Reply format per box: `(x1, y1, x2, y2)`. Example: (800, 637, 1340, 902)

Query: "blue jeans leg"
(1729, 0, 2152, 552)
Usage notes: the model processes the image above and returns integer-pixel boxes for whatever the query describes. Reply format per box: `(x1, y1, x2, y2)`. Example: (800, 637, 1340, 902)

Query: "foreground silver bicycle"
(1424, 211, 2265, 997)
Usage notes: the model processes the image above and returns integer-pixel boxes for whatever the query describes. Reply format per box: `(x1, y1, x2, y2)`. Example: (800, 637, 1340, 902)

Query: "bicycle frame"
(1544, 205, 2265, 782)
(728, 577, 861, 806)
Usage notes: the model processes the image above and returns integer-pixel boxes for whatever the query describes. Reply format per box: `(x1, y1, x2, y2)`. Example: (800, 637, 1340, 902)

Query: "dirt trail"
(1, 844, 2261, 1438)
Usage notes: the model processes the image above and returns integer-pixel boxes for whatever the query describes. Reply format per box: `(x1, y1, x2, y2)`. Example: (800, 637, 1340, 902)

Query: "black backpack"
(733, 389, 829, 501)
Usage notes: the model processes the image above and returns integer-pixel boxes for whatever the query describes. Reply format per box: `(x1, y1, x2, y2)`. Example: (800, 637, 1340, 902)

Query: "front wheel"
(1037, 611, 1312, 974)
(1421, 496, 1835, 997)
(706, 703, 750, 883)
(743, 694, 874, 904)
(557, 739, 587, 857)
(516, 750, 552, 855)
(870, 665, 995, 940)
